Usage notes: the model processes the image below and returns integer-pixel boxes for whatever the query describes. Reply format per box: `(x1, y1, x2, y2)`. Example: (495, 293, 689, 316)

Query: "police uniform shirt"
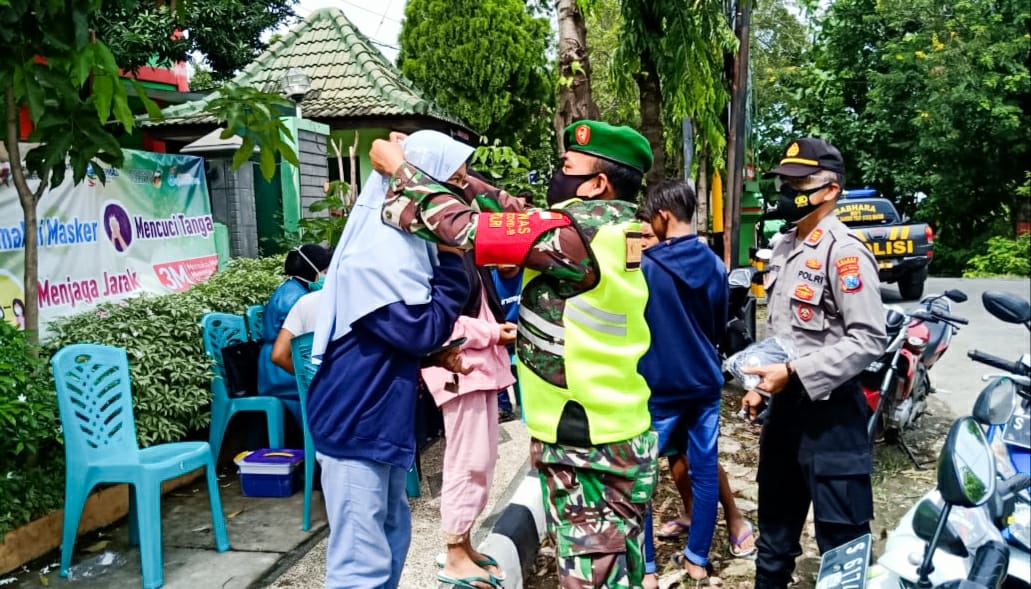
(763, 213, 887, 400)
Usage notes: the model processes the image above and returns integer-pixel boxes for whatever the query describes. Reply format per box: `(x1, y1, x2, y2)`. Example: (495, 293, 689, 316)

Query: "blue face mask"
(308, 274, 326, 292)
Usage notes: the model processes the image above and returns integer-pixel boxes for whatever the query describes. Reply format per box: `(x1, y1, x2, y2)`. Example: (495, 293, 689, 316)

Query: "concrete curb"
(461, 464, 546, 589)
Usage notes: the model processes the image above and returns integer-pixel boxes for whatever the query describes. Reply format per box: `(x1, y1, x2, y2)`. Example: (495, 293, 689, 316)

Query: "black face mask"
(546, 170, 598, 206)
(775, 182, 831, 223)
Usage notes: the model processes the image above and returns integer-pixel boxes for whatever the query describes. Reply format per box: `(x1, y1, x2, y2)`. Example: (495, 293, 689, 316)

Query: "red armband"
(474, 211, 572, 266)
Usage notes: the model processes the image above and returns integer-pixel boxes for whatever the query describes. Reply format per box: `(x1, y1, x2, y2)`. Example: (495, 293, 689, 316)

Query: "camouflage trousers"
(531, 431, 658, 589)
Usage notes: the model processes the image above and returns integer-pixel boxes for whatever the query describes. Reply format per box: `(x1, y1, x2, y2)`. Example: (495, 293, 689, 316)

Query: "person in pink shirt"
(423, 245, 517, 588)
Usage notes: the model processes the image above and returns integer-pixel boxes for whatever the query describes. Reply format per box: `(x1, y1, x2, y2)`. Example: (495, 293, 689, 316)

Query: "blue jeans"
(317, 454, 411, 589)
(646, 396, 721, 568)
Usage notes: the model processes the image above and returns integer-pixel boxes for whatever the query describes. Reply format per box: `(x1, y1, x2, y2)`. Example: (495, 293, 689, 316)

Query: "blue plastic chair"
(288, 332, 318, 531)
(200, 312, 284, 462)
(288, 332, 421, 518)
(51, 344, 230, 589)
(244, 304, 264, 342)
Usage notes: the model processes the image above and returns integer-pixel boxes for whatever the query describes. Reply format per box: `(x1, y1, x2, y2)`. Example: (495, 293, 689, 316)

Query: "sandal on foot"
(435, 554, 504, 583)
(436, 572, 499, 589)
(728, 520, 757, 559)
(474, 554, 504, 581)
(656, 519, 691, 539)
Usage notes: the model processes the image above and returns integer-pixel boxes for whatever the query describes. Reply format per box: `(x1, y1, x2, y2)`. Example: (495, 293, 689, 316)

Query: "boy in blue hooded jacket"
(637, 180, 729, 582)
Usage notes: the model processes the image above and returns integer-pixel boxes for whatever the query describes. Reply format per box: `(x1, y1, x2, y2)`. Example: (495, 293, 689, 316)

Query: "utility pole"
(723, 0, 752, 269)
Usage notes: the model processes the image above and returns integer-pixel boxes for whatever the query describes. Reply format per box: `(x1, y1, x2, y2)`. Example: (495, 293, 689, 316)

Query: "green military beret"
(564, 120, 653, 174)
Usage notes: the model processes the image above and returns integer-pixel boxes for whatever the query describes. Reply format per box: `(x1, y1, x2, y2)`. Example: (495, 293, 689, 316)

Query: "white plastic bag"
(723, 336, 799, 391)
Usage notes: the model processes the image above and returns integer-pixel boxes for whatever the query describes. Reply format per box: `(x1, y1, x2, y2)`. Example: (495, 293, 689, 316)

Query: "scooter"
(850, 291, 1031, 589)
(817, 380, 1028, 589)
(863, 290, 968, 466)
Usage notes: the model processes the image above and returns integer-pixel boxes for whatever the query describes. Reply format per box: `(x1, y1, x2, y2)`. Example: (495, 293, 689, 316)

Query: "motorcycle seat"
(921, 320, 951, 362)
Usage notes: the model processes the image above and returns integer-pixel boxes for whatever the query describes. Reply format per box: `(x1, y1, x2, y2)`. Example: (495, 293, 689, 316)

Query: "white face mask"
(294, 248, 325, 290)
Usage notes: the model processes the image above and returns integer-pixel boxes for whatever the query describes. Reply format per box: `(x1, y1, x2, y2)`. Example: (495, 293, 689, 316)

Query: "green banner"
(0, 149, 217, 337)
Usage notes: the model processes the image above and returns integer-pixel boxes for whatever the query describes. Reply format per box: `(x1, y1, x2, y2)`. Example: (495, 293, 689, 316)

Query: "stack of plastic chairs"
(51, 343, 230, 589)
(200, 312, 284, 461)
(244, 304, 264, 343)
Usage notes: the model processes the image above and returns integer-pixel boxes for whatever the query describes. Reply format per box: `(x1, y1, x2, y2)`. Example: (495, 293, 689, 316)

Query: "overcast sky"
(291, 0, 406, 62)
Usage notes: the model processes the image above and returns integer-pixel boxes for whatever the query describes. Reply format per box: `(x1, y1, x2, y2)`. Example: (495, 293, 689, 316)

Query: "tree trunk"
(554, 0, 600, 154)
(724, 0, 752, 269)
(5, 86, 44, 345)
(635, 50, 664, 186)
(696, 149, 710, 241)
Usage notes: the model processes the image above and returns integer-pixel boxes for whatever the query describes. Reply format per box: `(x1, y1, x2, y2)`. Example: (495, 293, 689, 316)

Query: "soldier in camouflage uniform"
(370, 121, 658, 588)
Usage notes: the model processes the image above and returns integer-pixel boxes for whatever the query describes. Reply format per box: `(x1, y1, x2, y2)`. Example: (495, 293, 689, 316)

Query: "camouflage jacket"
(383, 162, 640, 389)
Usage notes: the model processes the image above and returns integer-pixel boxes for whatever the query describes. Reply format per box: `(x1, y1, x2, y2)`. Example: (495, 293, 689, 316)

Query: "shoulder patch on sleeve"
(834, 255, 863, 293)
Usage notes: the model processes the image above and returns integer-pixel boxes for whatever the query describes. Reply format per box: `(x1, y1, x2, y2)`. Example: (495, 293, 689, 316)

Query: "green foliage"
(298, 182, 351, 248)
(471, 140, 547, 206)
(0, 1, 140, 192)
(586, 0, 641, 127)
(611, 0, 736, 171)
(963, 234, 1031, 278)
(93, 0, 296, 79)
(0, 460, 64, 542)
(398, 0, 555, 154)
(204, 83, 301, 181)
(1, 0, 299, 340)
(46, 256, 285, 447)
(0, 321, 63, 541)
(0, 322, 59, 467)
(785, 0, 1030, 275)
(749, 1, 813, 170)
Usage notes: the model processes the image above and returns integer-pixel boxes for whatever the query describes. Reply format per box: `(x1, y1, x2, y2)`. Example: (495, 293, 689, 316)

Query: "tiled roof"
(147, 7, 468, 130)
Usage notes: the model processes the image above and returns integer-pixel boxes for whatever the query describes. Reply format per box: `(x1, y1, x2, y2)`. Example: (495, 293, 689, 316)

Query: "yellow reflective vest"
(517, 199, 652, 445)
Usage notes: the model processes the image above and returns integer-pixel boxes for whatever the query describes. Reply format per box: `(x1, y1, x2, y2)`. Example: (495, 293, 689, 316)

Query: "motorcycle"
(817, 379, 1029, 589)
(722, 266, 759, 361)
(828, 292, 1031, 589)
(863, 290, 969, 465)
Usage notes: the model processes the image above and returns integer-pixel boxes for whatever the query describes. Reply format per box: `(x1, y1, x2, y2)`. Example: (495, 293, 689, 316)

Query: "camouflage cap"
(564, 121, 653, 174)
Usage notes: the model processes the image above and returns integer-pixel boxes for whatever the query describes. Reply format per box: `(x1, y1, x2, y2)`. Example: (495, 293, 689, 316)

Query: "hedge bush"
(0, 256, 286, 540)
(0, 321, 63, 540)
(962, 233, 1031, 278)
(46, 255, 286, 446)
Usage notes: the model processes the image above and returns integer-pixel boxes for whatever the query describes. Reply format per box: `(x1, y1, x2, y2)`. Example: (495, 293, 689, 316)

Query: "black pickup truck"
(834, 194, 934, 299)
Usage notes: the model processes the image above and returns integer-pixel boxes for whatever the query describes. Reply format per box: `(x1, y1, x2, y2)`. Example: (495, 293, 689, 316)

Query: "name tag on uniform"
(625, 231, 643, 270)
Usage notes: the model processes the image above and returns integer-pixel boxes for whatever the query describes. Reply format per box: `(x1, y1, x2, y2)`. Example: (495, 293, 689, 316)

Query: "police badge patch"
(835, 256, 863, 293)
(797, 303, 814, 322)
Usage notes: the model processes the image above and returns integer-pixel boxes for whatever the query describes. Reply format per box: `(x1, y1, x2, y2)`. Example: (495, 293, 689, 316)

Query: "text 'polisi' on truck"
(835, 188, 933, 300)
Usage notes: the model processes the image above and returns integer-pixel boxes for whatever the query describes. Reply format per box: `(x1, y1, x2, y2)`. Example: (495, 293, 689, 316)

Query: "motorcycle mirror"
(982, 291, 1031, 325)
(944, 289, 968, 303)
(937, 417, 996, 508)
(971, 378, 1017, 426)
(911, 498, 969, 557)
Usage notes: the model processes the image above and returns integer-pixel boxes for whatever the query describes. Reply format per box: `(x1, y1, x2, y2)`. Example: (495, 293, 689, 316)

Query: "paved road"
(880, 276, 1031, 418)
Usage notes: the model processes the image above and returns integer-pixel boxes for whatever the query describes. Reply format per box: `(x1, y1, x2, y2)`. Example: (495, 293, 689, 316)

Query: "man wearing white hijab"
(307, 131, 473, 589)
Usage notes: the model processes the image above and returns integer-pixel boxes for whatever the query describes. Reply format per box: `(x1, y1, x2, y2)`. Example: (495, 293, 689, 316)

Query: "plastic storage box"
(234, 448, 304, 498)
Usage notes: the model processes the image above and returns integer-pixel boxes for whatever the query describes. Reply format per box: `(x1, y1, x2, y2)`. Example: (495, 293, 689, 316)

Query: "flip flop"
(435, 572, 500, 589)
(728, 520, 757, 559)
(656, 519, 691, 539)
(435, 554, 505, 582)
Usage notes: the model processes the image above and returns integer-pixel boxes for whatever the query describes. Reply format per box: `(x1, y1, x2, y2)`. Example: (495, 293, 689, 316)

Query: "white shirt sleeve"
(282, 291, 323, 336)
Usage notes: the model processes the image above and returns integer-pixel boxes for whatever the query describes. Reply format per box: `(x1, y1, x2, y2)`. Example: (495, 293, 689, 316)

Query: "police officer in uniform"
(741, 138, 887, 589)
